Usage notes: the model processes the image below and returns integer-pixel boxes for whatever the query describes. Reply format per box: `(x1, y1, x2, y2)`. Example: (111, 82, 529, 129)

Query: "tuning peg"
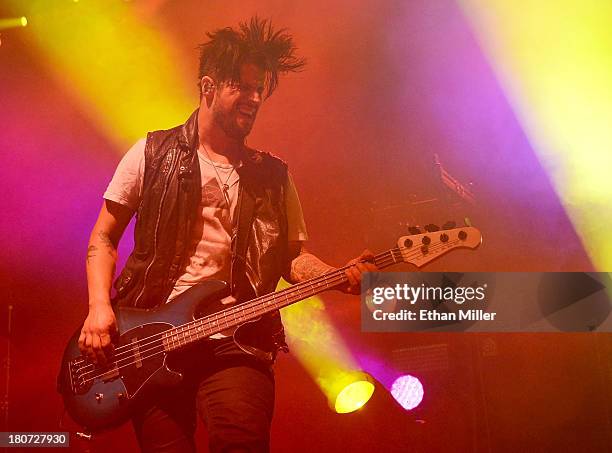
(442, 221, 456, 230)
(408, 226, 421, 235)
(424, 224, 439, 232)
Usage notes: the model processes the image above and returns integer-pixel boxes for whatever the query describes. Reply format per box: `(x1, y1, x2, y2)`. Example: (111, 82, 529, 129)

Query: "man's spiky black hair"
(197, 16, 306, 98)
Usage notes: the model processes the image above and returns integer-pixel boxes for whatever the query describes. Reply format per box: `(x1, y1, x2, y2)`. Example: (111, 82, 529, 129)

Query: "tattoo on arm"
(86, 245, 98, 264)
(290, 252, 335, 283)
(97, 230, 113, 247)
(97, 231, 116, 257)
(94, 231, 117, 257)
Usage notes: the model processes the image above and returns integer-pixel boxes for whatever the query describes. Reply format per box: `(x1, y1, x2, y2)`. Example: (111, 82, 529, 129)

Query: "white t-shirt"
(104, 139, 308, 301)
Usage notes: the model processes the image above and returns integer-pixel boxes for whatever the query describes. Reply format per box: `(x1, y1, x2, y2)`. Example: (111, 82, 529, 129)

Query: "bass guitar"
(58, 225, 482, 432)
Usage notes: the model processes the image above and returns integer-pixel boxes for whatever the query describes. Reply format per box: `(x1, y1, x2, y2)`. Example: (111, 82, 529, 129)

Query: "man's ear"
(200, 75, 216, 96)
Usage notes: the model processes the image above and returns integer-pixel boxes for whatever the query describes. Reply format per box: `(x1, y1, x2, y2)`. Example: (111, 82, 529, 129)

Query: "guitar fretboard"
(161, 249, 399, 351)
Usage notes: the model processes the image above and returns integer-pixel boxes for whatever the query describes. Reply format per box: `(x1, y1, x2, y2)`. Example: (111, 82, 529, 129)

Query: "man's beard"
(212, 103, 253, 140)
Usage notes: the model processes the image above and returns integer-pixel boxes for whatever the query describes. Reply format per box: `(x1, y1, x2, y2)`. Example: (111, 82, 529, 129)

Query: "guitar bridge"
(68, 357, 119, 394)
(68, 357, 90, 394)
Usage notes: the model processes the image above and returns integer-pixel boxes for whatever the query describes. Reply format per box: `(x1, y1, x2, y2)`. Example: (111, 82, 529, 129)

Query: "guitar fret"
(201, 322, 207, 338)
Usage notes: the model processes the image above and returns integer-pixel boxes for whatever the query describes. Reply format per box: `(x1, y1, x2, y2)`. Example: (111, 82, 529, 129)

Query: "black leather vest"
(112, 110, 289, 359)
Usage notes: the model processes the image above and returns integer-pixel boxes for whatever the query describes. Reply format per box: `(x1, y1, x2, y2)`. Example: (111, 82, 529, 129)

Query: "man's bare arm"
(79, 200, 134, 364)
(289, 248, 334, 283)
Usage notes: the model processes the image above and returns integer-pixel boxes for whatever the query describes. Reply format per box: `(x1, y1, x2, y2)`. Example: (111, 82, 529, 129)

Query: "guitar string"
(76, 250, 402, 384)
(75, 231, 469, 369)
(74, 237, 464, 381)
(75, 238, 466, 384)
(74, 246, 401, 376)
(74, 237, 466, 381)
(73, 237, 447, 374)
(77, 241, 462, 385)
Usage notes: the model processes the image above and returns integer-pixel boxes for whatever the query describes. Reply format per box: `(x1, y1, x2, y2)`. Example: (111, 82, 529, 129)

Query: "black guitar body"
(58, 280, 260, 432)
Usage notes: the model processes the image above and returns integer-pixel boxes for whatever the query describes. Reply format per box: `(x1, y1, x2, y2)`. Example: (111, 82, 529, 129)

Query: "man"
(79, 17, 376, 452)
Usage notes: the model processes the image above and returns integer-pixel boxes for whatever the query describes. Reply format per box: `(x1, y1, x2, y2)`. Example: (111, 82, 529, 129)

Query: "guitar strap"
(230, 182, 256, 296)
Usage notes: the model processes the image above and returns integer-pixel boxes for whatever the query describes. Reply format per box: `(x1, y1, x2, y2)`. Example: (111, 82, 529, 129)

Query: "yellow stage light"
(6, 0, 193, 147)
(461, 0, 612, 270)
(333, 377, 375, 414)
(278, 279, 375, 413)
(0, 16, 28, 31)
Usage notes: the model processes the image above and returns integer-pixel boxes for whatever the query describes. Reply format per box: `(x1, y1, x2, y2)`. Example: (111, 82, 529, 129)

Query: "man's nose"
(247, 89, 262, 105)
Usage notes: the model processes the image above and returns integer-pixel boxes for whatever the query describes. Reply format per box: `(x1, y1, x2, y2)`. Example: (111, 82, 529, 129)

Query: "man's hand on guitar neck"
(341, 249, 378, 295)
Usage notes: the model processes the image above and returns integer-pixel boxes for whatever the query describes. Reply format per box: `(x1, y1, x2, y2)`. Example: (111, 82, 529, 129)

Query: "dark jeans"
(132, 342, 275, 453)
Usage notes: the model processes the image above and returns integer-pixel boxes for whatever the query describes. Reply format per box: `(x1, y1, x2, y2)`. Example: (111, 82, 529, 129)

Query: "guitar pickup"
(131, 337, 142, 368)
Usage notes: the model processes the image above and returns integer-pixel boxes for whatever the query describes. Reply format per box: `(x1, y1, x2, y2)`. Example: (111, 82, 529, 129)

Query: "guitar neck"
(162, 248, 400, 351)
(162, 225, 482, 350)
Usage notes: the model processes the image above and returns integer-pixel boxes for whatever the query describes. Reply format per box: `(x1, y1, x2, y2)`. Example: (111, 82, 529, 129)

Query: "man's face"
(211, 63, 265, 140)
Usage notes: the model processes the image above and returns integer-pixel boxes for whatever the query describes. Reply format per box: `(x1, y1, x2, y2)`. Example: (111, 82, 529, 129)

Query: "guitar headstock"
(397, 226, 482, 267)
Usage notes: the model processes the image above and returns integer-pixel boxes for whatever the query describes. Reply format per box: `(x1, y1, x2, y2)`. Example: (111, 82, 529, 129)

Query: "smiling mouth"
(237, 106, 257, 119)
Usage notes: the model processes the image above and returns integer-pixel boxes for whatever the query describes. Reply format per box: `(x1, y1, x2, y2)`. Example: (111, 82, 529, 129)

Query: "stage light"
(277, 279, 374, 414)
(0, 17, 28, 31)
(334, 376, 375, 414)
(6, 0, 193, 147)
(390, 375, 424, 410)
(461, 0, 612, 270)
